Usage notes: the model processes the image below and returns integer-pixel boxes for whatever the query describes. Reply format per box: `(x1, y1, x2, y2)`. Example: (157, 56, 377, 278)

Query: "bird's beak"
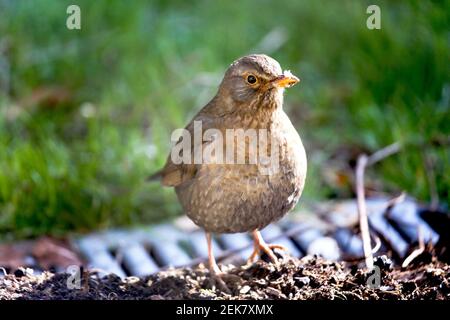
(272, 71, 300, 88)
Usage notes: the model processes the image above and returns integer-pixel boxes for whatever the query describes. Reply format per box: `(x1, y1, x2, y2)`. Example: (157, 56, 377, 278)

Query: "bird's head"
(218, 54, 299, 110)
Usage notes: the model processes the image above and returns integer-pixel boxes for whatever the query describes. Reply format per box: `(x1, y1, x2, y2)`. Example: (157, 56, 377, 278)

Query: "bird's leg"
(205, 232, 231, 293)
(247, 230, 288, 264)
(206, 232, 222, 274)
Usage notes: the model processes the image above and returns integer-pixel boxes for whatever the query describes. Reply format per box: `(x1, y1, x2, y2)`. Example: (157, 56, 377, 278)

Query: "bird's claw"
(208, 269, 232, 294)
(247, 243, 288, 265)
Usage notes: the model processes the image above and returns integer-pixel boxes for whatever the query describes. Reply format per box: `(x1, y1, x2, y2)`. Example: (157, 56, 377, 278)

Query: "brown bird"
(151, 54, 307, 277)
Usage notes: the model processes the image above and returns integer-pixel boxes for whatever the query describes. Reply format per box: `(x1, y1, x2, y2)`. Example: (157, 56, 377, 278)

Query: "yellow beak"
(273, 71, 300, 88)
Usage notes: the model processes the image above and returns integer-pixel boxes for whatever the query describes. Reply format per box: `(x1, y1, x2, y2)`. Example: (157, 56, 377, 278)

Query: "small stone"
(124, 276, 140, 284)
(239, 285, 251, 294)
(380, 286, 394, 292)
(295, 276, 310, 287)
(266, 286, 285, 298)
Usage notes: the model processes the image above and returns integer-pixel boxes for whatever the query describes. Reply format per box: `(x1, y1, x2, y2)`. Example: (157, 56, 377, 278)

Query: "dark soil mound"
(1, 256, 449, 300)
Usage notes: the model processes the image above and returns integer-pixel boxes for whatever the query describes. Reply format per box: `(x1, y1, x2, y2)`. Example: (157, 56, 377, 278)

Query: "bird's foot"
(208, 267, 233, 294)
(247, 243, 287, 265)
(247, 230, 288, 265)
(207, 262, 241, 294)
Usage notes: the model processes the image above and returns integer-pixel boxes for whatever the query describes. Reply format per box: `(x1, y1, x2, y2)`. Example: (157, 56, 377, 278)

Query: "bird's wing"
(153, 112, 221, 187)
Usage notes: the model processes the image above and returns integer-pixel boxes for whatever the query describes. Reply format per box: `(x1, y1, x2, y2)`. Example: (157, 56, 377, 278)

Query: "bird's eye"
(246, 74, 257, 84)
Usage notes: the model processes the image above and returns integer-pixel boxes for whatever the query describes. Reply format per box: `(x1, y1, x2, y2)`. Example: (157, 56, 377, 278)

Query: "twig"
(339, 233, 381, 264)
(366, 142, 402, 166)
(0, 267, 7, 276)
(385, 192, 406, 214)
(402, 226, 425, 268)
(371, 234, 382, 254)
(356, 154, 373, 269)
(355, 142, 402, 270)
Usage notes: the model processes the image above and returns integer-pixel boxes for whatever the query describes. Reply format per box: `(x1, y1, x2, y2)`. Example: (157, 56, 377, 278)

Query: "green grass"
(0, 0, 448, 239)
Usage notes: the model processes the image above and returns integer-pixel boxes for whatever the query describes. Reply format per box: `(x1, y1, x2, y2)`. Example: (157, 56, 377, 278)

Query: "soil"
(1, 255, 449, 300)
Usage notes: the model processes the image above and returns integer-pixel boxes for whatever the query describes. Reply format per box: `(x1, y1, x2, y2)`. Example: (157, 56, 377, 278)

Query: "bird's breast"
(176, 111, 307, 233)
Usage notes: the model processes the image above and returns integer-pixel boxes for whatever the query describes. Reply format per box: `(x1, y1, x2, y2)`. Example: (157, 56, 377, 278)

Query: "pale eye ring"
(246, 74, 257, 84)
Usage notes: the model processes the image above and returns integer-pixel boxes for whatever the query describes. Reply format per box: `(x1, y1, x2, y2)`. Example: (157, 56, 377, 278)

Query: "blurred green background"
(0, 0, 448, 239)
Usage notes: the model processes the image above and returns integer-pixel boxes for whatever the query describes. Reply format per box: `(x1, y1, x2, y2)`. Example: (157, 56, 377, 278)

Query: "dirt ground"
(1, 254, 449, 300)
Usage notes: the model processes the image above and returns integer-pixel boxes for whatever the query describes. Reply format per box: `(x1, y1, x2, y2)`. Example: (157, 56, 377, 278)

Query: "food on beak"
(273, 70, 300, 88)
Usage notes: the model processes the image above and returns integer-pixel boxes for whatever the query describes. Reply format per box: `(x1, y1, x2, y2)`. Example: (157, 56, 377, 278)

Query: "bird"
(150, 54, 307, 279)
